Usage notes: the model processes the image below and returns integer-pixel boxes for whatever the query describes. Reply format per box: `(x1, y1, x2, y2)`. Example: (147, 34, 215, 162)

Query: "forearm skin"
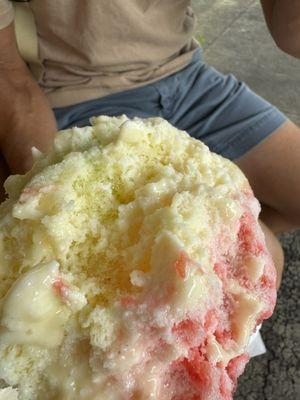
(0, 24, 57, 173)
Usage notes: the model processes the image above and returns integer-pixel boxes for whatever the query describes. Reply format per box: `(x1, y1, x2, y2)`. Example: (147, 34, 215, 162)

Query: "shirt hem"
(46, 47, 200, 108)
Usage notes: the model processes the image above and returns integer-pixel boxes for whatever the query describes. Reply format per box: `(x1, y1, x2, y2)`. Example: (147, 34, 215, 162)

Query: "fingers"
(259, 220, 284, 290)
(0, 153, 9, 203)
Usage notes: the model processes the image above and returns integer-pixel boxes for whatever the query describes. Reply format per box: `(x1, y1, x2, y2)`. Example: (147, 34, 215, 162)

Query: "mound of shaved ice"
(0, 116, 276, 399)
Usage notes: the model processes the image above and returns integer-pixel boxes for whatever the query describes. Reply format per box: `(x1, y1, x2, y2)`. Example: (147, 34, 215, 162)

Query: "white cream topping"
(0, 388, 19, 400)
(0, 261, 68, 348)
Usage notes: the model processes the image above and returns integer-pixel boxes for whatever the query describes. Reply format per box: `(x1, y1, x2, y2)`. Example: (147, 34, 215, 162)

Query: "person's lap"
(52, 50, 299, 235)
(54, 49, 287, 160)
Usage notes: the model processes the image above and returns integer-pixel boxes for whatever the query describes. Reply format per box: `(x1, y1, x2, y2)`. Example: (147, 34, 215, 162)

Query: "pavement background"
(191, 1, 300, 399)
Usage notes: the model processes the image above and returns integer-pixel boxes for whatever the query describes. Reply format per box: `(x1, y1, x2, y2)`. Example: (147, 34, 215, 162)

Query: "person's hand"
(259, 220, 284, 290)
(0, 24, 57, 201)
(0, 67, 57, 174)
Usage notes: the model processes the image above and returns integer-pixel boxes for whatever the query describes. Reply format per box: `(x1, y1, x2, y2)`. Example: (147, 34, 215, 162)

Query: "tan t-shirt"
(0, 0, 199, 108)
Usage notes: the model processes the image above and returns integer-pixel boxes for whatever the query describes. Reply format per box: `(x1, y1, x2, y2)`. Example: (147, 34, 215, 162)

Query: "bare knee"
(259, 220, 284, 289)
(236, 121, 300, 232)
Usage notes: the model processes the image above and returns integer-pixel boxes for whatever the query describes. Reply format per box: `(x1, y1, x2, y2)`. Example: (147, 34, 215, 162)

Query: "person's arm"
(0, 23, 57, 174)
(260, 0, 300, 58)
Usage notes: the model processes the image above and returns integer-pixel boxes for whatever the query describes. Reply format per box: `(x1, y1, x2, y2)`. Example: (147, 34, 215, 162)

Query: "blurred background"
(192, 1, 300, 399)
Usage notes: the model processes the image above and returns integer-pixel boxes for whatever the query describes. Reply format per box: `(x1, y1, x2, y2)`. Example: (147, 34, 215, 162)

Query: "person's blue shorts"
(53, 49, 287, 161)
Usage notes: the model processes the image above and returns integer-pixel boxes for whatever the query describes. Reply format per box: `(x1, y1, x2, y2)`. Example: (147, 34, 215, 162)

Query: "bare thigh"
(236, 120, 300, 231)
